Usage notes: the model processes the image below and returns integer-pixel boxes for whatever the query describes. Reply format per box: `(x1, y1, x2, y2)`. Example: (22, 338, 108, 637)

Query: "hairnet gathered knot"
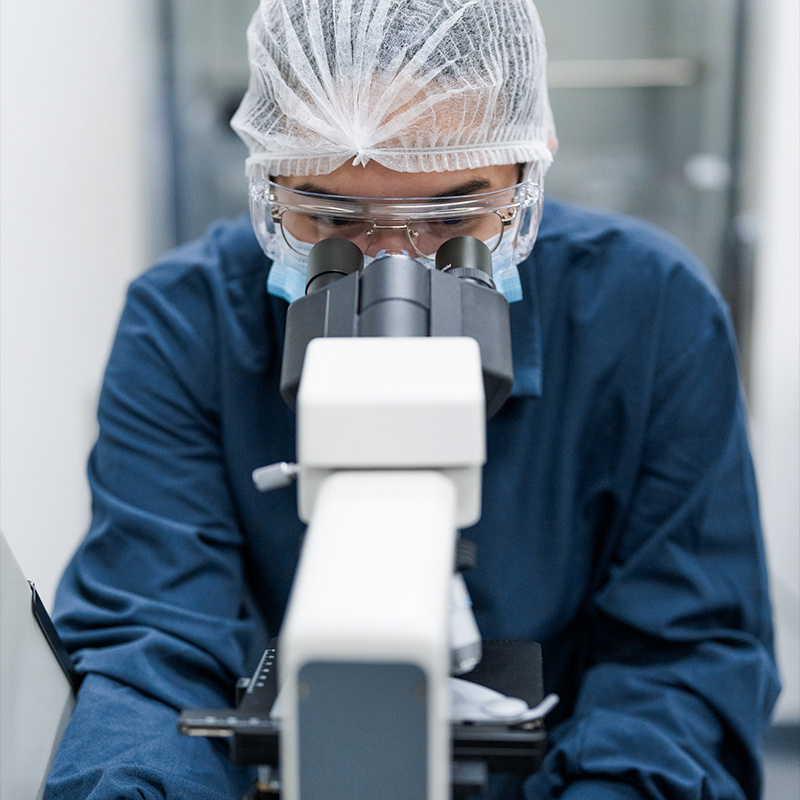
(232, 0, 557, 178)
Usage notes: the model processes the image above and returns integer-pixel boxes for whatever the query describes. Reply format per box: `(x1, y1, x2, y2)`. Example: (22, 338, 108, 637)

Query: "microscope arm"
(280, 470, 457, 800)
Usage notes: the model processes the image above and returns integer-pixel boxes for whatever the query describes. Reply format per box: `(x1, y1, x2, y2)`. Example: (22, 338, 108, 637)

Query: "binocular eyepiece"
(305, 236, 496, 295)
(280, 236, 514, 417)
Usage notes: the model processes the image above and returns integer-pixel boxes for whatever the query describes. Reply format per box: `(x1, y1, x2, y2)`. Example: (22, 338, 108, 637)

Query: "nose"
(363, 224, 410, 257)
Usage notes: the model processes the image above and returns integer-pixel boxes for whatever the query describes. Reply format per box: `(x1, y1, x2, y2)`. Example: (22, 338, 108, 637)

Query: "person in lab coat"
(45, 2, 778, 798)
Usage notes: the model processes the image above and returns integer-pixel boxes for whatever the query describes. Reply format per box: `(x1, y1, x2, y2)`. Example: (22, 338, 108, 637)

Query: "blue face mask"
(265, 230, 311, 304)
(484, 233, 523, 303)
(266, 232, 523, 304)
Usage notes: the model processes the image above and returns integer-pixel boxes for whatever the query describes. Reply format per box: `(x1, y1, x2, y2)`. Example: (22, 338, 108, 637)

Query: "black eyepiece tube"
(305, 238, 363, 294)
(359, 255, 430, 337)
(435, 237, 495, 290)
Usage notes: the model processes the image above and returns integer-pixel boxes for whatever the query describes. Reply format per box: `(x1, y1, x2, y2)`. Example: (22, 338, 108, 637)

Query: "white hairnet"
(231, 0, 557, 178)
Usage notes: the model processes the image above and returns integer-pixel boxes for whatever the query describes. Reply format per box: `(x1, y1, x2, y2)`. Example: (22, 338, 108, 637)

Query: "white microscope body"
(279, 335, 486, 800)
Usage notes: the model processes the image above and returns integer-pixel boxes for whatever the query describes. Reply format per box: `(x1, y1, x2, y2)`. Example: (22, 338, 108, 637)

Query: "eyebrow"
(293, 178, 493, 198)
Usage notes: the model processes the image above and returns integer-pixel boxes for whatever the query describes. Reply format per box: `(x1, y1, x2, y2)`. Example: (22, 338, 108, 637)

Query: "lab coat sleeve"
(525, 269, 779, 799)
(45, 270, 258, 798)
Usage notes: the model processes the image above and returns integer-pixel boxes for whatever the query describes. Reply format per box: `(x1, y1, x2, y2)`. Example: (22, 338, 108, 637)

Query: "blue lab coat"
(45, 200, 779, 799)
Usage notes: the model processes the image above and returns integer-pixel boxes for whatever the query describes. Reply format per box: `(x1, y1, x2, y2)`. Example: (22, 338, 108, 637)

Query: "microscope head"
(280, 236, 514, 418)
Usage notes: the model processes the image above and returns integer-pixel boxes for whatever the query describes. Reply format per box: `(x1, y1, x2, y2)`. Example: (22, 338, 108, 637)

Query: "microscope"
(179, 237, 556, 799)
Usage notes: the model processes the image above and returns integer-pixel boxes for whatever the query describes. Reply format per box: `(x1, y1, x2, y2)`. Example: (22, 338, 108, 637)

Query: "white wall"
(746, 0, 800, 722)
(0, 1, 156, 609)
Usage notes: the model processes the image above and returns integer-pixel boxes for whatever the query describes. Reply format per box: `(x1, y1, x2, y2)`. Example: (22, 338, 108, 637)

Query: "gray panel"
(163, 0, 259, 244)
(536, 0, 742, 285)
(1, 533, 75, 800)
(297, 661, 428, 800)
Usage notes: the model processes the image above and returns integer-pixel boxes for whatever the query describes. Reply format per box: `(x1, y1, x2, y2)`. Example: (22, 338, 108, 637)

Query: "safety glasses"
(249, 180, 542, 260)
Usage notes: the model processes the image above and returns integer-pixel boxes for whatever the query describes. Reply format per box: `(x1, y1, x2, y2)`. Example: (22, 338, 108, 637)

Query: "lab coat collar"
(508, 252, 543, 398)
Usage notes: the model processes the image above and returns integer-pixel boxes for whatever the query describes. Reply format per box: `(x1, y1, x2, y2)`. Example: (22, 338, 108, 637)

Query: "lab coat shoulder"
(533, 198, 736, 390)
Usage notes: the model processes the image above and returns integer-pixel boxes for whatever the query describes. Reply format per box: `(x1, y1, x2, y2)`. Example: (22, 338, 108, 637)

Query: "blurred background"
(1, 0, 797, 792)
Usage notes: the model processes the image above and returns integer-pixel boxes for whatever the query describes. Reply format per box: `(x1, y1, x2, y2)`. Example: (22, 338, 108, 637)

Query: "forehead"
(275, 161, 519, 198)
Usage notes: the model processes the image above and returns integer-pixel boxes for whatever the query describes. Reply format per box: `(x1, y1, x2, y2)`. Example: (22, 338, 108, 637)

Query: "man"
(45, 1, 778, 798)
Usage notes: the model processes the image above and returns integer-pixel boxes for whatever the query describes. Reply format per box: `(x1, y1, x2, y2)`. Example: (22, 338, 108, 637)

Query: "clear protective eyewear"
(249, 180, 543, 261)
